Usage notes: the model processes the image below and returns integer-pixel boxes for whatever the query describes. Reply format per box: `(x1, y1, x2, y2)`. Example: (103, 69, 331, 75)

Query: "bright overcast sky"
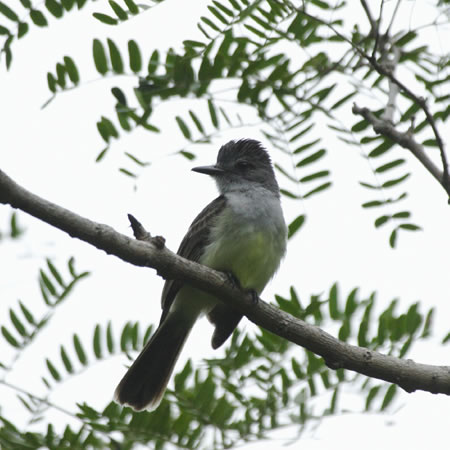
(1, 1, 450, 449)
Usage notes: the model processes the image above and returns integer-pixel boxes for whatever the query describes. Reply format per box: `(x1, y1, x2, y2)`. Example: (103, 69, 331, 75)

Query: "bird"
(114, 138, 287, 411)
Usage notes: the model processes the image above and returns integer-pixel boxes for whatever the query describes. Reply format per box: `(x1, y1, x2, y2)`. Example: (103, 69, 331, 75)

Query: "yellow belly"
(202, 229, 283, 293)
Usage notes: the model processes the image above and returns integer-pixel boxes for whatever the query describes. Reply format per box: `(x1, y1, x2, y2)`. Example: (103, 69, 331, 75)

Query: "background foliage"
(1, 0, 449, 448)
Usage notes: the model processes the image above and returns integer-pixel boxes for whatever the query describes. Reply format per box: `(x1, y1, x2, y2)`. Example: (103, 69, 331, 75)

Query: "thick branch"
(352, 104, 450, 197)
(1, 168, 450, 396)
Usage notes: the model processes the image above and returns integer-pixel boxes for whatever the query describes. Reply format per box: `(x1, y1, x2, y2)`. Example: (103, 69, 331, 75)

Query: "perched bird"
(114, 139, 287, 411)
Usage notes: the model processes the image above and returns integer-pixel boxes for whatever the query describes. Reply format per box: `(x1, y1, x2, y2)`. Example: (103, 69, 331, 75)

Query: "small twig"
(372, 0, 385, 58)
(360, 0, 377, 34)
(385, 0, 402, 38)
(128, 213, 165, 248)
(0, 379, 82, 423)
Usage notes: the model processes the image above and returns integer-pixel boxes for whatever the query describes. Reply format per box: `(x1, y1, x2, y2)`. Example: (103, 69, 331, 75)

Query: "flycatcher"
(114, 139, 287, 410)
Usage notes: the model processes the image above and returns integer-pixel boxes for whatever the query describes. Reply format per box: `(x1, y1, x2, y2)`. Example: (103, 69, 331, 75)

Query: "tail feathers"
(114, 316, 193, 411)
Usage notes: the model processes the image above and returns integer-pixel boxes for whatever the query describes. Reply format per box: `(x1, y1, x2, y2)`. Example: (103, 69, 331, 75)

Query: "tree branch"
(352, 103, 450, 197)
(1, 168, 450, 395)
(297, 8, 449, 197)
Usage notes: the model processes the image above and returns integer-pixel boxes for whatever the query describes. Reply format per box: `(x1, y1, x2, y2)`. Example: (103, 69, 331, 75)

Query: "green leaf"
(304, 182, 332, 198)
(45, 0, 64, 17)
(331, 91, 356, 110)
(201, 15, 221, 32)
(61, 0, 75, 9)
(442, 332, 450, 344)
(381, 384, 397, 411)
(120, 322, 131, 351)
(312, 84, 336, 101)
(56, 62, 66, 88)
(189, 110, 204, 133)
(106, 321, 114, 353)
(175, 116, 191, 139)
(63, 56, 79, 84)
(369, 139, 395, 158)
(93, 324, 102, 358)
(30, 9, 48, 26)
(400, 102, 420, 122)
(46, 359, 61, 381)
(107, 38, 123, 73)
(287, 214, 305, 240)
(108, 0, 127, 20)
(60, 346, 73, 373)
(395, 30, 417, 47)
(93, 39, 108, 74)
(180, 150, 195, 160)
(208, 99, 218, 128)
(329, 387, 339, 413)
(374, 215, 390, 228)
(328, 283, 339, 319)
(47, 73, 57, 93)
(244, 24, 266, 38)
(125, 152, 150, 167)
(18, 22, 29, 38)
(421, 308, 434, 339)
(289, 124, 314, 144)
(300, 170, 329, 183)
(1, 325, 20, 348)
(338, 318, 350, 341)
(280, 188, 301, 199)
(207, 5, 229, 24)
(96, 147, 109, 162)
(10, 212, 24, 238)
(174, 359, 192, 390)
(46, 259, 65, 288)
(362, 200, 384, 208)
(10, 309, 27, 337)
(92, 12, 118, 25)
(389, 229, 397, 248)
(124, 0, 138, 14)
(111, 86, 127, 105)
(40, 269, 57, 296)
(128, 39, 141, 73)
(344, 288, 358, 317)
(351, 119, 369, 132)
(294, 139, 321, 154)
(422, 139, 439, 147)
(376, 159, 405, 173)
(147, 49, 159, 74)
(291, 357, 304, 378)
(0, 2, 19, 21)
(382, 173, 410, 188)
(399, 223, 421, 231)
(296, 149, 326, 167)
(392, 211, 411, 219)
(19, 301, 35, 325)
(359, 181, 379, 190)
(119, 168, 136, 178)
(73, 334, 87, 365)
(365, 385, 381, 410)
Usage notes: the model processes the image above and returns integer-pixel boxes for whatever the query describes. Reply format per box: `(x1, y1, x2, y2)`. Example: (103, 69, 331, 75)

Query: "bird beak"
(192, 165, 225, 176)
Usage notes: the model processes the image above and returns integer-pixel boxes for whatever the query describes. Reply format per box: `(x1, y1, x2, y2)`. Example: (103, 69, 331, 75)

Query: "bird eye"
(236, 160, 251, 170)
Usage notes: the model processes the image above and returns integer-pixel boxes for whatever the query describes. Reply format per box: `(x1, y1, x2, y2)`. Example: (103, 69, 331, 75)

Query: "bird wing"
(159, 195, 228, 323)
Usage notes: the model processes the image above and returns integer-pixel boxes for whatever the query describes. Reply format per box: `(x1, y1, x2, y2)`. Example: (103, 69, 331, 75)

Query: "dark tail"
(114, 315, 193, 411)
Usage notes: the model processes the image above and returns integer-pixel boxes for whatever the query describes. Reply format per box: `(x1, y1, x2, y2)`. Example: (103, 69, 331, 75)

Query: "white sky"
(1, 1, 450, 449)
